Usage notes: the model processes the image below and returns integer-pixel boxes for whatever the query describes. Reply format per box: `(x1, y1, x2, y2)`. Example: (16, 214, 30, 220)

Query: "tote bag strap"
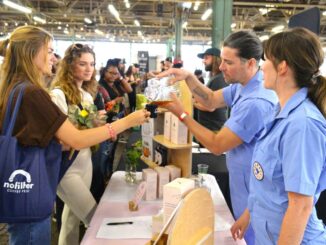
(2, 83, 27, 137)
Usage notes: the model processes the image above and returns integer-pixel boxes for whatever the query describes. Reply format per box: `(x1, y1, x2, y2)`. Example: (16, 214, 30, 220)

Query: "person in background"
(126, 64, 141, 113)
(231, 27, 326, 245)
(157, 31, 278, 245)
(160, 60, 165, 72)
(172, 58, 183, 68)
(0, 25, 150, 245)
(194, 69, 205, 84)
(50, 44, 98, 245)
(193, 69, 205, 122)
(44, 52, 61, 88)
(195, 48, 227, 132)
(164, 57, 173, 70)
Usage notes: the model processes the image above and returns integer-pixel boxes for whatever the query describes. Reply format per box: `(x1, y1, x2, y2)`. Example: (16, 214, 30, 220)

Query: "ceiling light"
(3, 0, 32, 14)
(201, 8, 212, 21)
(272, 25, 285, 33)
(259, 35, 269, 41)
(134, 20, 140, 27)
(182, 2, 192, 9)
(182, 21, 188, 29)
(231, 23, 236, 28)
(63, 28, 69, 34)
(33, 15, 46, 24)
(94, 29, 104, 35)
(194, 1, 200, 11)
(125, 2, 130, 8)
(75, 34, 82, 38)
(108, 4, 119, 17)
(108, 4, 124, 24)
(323, 11, 326, 16)
(84, 17, 92, 24)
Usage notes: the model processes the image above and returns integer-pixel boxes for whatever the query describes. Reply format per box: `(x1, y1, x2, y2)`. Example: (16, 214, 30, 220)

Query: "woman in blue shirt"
(231, 27, 326, 244)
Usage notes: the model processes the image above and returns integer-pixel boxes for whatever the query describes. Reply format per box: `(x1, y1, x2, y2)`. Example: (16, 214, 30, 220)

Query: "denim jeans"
(7, 216, 51, 245)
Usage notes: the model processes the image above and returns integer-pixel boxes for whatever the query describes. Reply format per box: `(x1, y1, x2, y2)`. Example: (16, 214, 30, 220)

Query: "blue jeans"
(7, 216, 51, 245)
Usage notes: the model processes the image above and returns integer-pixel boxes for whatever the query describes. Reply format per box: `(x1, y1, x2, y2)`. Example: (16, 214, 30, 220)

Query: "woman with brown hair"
(0, 25, 150, 245)
(50, 43, 98, 245)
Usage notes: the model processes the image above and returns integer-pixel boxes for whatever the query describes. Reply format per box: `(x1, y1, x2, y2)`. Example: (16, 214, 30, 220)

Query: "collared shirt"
(222, 71, 278, 171)
(249, 88, 326, 243)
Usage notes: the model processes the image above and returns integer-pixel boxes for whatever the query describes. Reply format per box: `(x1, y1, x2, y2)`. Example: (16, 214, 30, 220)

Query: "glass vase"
(125, 164, 137, 184)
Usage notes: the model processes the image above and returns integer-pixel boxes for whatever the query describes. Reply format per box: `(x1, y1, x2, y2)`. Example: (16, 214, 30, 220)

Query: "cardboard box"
(142, 168, 158, 201)
(163, 178, 194, 225)
(141, 114, 164, 137)
(163, 112, 172, 141)
(154, 166, 170, 199)
(170, 114, 188, 145)
(165, 165, 181, 181)
(142, 135, 156, 161)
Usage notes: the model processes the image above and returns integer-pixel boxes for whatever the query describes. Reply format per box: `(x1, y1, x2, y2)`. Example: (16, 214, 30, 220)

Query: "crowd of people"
(0, 24, 325, 245)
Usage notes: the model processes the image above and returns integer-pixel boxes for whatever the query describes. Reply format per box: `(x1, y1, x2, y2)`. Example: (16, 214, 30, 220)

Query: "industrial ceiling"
(1, 0, 326, 44)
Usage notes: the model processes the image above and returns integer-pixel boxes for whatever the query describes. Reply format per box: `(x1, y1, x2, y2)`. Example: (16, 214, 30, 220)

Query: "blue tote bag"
(0, 84, 76, 223)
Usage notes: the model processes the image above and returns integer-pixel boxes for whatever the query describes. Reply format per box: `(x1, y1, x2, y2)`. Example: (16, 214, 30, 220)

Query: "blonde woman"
(0, 25, 150, 245)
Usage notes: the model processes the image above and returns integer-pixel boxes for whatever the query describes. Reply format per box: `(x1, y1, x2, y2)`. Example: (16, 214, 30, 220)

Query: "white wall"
(53, 40, 210, 75)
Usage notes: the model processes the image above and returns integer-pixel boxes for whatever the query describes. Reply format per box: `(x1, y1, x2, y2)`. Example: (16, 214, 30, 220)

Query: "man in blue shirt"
(158, 31, 277, 245)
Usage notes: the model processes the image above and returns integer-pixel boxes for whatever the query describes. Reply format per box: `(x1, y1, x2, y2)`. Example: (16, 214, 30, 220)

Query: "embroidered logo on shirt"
(253, 162, 264, 180)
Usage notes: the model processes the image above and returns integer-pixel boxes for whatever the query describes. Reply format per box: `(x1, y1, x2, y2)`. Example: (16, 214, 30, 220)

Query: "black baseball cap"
(197, 47, 221, 59)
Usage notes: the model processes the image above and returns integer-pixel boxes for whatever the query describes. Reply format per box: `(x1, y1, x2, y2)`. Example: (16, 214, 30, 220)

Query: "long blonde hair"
(0, 25, 52, 120)
(51, 43, 98, 105)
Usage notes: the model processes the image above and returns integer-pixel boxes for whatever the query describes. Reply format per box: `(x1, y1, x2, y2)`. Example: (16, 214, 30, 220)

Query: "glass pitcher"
(144, 77, 180, 106)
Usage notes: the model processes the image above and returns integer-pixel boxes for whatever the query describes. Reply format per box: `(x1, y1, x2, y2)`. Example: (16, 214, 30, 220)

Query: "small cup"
(197, 164, 209, 175)
(145, 104, 158, 118)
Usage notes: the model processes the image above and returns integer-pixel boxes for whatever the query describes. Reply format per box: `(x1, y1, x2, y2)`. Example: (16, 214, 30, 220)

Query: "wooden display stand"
(148, 188, 214, 245)
(142, 80, 193, 177)
(168, 188, 214, 245)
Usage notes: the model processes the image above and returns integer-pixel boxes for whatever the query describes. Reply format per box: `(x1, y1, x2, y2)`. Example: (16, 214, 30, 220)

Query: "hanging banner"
(137, 51, 149, 75)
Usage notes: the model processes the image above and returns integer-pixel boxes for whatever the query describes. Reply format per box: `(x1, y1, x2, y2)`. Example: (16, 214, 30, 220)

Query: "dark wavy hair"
(264, 27, 326, 117)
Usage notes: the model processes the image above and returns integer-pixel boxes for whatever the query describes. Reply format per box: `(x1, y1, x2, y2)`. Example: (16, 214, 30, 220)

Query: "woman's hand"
(156, 68, 192, 85)
(230, 209, 250, 241)
(94, 109, 107, 126)
(126, 109, 151, 127)
(161, 93, 185, 118)
(114, 96, 124, 103)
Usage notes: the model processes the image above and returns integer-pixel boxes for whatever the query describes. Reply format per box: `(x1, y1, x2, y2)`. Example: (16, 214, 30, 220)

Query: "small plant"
(125, 139, 142, 184)
(126, 140, 142, 167)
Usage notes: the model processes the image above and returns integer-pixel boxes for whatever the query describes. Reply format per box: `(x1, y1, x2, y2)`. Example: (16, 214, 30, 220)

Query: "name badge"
(253, 162, 264, 180)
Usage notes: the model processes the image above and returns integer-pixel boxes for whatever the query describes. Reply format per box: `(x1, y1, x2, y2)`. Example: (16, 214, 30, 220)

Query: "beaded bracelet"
(106, 123, 116, 139)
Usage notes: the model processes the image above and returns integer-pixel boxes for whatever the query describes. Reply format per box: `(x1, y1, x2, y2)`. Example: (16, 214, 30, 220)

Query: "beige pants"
(57, 148, 97, 245)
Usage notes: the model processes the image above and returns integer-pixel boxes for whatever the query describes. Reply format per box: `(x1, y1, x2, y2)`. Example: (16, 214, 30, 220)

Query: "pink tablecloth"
(81, 171, 246, 245)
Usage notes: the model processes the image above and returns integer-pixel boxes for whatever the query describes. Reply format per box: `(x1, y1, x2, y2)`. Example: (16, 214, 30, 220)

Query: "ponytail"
(308, 75, 326, 118)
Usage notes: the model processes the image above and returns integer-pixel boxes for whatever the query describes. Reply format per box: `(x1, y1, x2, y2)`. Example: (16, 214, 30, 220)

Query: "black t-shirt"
(198, 73, 227, 131)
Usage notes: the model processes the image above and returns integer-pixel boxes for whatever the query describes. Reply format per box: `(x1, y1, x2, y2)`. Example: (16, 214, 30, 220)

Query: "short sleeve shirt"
(4, 84, 67, 147)
(248, 88, 326, 242)
(222, 71, 277, 171)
